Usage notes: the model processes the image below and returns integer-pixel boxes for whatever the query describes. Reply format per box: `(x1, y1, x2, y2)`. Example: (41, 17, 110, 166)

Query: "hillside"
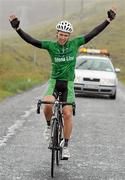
(0, 0, 125, 101)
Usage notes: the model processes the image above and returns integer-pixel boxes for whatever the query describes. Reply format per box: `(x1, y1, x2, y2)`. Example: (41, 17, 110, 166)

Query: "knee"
(63, 110, 72, 120)
(43, 95, 55, 114)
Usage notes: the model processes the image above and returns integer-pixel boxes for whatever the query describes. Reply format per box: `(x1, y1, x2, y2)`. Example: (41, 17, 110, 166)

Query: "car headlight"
(101, 78, 116, 86)
(74, 76, 83, 83)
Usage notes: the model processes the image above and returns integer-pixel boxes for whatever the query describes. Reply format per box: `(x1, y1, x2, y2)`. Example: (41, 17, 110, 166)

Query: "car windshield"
(76, 56, 114, 72)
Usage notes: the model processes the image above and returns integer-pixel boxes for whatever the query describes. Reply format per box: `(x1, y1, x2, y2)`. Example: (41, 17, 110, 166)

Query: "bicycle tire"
(56, 111, 64, 165)
(56, 126, 59, 166)
(51, 147, 55, 178)
(51, 119, 58, 178)
(56, 122, 62, 166)
(59, 113, 64, 160)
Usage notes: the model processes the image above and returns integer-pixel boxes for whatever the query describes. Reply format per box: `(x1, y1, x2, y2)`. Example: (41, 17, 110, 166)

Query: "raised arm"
(9, 15, 41, 48)
(84, 8, 116, 43)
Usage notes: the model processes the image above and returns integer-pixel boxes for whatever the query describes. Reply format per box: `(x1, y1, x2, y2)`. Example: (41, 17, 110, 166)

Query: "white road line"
(0, 106, 36, 147)
(0, 120, 25, 147)
(0, 82, 48, 147)
(20, 106, 36, 118)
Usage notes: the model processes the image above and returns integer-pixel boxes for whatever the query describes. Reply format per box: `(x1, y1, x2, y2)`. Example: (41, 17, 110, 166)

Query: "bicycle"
(36, 93, 75, 178)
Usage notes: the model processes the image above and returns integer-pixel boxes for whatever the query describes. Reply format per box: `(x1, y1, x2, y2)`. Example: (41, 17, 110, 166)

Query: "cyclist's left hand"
(9, 14, 20, 30)
(107, 7, 116, 21)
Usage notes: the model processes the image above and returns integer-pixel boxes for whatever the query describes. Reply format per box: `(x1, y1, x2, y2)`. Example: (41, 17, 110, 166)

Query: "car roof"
(77, 54, 111, 60)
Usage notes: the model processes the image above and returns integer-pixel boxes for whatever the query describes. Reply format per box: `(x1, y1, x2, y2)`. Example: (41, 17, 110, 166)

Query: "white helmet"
(56, 20, 73, 33)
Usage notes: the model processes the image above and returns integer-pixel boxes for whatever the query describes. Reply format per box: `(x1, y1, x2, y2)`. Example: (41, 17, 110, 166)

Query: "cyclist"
(9, 7, 116, 159)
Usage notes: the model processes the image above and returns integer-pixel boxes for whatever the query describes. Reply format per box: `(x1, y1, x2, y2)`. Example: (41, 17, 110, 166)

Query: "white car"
(74, 48, 120, 99)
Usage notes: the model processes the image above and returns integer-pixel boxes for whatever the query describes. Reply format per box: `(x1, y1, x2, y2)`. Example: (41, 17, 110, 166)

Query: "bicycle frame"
(36, 98, 75, 177)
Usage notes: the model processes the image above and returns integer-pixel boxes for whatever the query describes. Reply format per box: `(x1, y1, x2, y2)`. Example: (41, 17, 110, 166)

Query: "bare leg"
(43, 95, 55, 124)
(62, 105, 73, 141)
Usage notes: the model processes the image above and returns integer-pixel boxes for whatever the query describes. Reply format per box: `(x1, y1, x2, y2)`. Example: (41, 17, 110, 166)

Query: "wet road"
(0, 83, 125, 180)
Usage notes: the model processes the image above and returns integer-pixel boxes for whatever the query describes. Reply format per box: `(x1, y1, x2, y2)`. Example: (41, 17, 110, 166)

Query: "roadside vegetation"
(0, 0, 124, 101)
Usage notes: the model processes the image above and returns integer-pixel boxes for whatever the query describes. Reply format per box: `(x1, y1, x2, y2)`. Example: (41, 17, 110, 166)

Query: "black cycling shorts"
(45, 79, 75, 103)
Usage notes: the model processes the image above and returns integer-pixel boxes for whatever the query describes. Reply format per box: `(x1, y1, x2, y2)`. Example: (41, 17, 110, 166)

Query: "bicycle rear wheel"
(51, 119, 58, 178)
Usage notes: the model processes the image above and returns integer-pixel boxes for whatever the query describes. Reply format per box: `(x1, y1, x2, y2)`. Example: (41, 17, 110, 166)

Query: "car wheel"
(110, 91, 116, 100)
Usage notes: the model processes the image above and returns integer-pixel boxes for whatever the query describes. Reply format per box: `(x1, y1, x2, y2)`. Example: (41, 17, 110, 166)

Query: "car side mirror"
(115, 68, 120, 73)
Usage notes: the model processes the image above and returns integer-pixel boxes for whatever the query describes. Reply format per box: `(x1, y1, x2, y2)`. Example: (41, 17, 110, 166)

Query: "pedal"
(61, 157, 68, 160)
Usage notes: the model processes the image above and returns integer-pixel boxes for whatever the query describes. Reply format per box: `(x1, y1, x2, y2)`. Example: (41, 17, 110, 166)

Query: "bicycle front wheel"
(56, 121, 63, 165)
(51, 119, 58, 178)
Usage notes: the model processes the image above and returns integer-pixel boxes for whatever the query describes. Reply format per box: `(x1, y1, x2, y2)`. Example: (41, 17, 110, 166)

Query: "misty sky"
(0, 0, 122, 35)
(0, 0, 86, 33)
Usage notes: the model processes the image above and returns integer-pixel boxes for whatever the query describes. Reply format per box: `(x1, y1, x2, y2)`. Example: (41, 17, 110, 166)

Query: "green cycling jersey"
(41, 36, 85, 81)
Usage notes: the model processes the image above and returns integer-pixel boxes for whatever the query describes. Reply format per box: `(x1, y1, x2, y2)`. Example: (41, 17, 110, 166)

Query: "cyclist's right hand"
(9, 15, 20, 30)
(107, 7, 116, 21)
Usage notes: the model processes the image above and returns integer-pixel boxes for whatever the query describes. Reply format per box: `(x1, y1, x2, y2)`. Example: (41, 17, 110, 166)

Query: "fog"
(0, 0, 91, 33)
